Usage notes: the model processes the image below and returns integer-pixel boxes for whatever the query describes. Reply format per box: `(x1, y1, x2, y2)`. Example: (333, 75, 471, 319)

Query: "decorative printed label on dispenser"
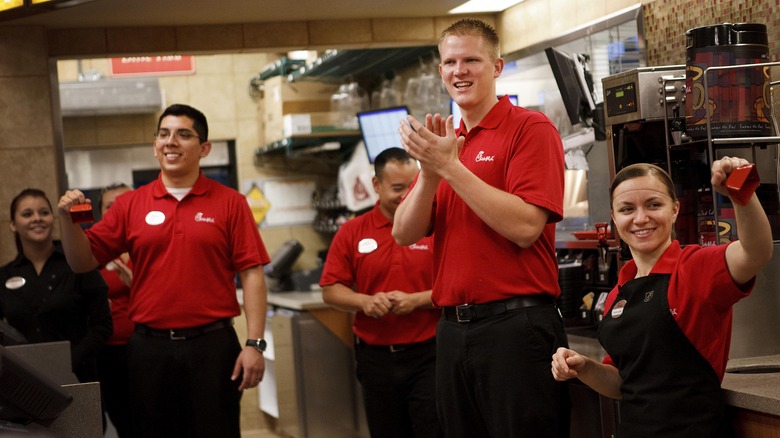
(685, 23, 771, 139)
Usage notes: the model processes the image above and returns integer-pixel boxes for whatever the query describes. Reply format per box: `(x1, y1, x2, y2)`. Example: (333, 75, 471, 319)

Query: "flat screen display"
(545, 47, 596, 126)
(450, 95, 518, 128)
(357, 106, 410, 164)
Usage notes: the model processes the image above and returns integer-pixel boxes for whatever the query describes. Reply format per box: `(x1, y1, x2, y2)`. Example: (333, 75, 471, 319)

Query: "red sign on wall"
(110, 55, 196, 77)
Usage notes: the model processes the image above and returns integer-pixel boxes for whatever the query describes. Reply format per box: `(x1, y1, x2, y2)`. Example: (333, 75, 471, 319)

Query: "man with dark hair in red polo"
(57, 104, 270, 438)
(320, 147, 441, 438)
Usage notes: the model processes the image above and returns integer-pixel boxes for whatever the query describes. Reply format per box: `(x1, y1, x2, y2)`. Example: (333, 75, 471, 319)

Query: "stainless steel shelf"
(287, 46, 437, 83)
(254, 132, 362, 169)
(712, 136, 780, 146)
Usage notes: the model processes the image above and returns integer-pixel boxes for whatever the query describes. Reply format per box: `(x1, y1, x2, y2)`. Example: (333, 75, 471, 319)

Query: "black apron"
(598, 274, 734, 438)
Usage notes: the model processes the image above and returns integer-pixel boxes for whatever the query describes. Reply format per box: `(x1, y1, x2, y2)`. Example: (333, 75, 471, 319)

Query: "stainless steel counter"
(267, 290, 330, 311)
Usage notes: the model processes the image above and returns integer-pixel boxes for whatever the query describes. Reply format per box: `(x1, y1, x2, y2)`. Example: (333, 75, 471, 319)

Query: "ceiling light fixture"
(0, 0, 100, 23)
(0, 0, 24, 12)
(449, 0, 525, 14)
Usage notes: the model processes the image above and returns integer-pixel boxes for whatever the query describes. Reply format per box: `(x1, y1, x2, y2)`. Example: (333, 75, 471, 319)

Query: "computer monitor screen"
(450, 95, 518, 129)
(0, 345, 73, 424)
(544, 47, 596, 125)
(545, 47, 596, 126)
(357, 106, 410, 164)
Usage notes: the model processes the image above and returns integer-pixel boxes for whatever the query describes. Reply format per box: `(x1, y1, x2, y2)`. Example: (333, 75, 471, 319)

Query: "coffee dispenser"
(602, 66, 712, 245)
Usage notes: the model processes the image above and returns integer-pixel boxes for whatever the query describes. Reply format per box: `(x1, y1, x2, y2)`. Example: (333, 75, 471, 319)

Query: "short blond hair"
(439, 18, 500, 60)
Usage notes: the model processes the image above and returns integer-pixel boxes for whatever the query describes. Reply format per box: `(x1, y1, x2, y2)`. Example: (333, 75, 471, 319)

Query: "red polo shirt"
(603, 241, 753, 380)
(320, 205, 438, 345)
(86, 173, 270, 328)
(429, 96, 565, 306)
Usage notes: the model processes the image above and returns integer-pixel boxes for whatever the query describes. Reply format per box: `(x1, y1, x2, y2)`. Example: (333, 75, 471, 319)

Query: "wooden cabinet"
(731, 408, 780, 438)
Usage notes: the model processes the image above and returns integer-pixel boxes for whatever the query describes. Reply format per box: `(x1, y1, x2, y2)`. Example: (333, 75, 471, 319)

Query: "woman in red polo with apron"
(551, 157, 773, 437)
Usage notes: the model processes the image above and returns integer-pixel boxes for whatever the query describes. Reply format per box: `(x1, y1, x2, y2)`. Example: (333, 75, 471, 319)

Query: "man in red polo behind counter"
(57, 104, 270, 438)
(394, 18, 569, 438)
(320, 147, 442, 438)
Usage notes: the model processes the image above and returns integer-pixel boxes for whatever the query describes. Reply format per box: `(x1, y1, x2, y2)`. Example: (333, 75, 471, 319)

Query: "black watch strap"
(246, 338, 267, 352)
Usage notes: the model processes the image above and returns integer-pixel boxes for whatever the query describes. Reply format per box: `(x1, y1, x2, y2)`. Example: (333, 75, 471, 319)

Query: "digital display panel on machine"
(605, 82, 638, 117)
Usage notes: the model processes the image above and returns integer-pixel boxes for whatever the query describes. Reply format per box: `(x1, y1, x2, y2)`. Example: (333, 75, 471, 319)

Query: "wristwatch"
(246, 339, 267, 352)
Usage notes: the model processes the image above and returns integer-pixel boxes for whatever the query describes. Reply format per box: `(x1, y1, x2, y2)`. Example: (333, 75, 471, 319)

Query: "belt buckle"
(455, 303, 472, 323)
(389, 345, 404, 353)
(169, 329, 187, 341)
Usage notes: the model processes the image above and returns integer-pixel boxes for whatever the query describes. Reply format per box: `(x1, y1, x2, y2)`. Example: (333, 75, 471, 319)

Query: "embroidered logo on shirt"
(194, 212, 216, 223)
(409, 243, 429, 251)
(475, 151, 494, 162)
(145, 211, 165, 226)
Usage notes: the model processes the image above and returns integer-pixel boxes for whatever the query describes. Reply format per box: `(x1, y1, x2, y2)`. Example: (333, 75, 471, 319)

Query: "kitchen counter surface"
(723, 355, 780, 416)
(568, 333, 780, 417)
(267, 290, 330, 311)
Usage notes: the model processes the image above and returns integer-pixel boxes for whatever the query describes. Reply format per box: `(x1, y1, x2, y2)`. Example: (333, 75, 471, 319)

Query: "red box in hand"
(725, 164, 759, 206)
(69, 204, 94, 224)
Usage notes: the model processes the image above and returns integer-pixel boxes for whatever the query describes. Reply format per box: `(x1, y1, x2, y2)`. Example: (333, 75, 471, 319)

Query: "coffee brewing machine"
(601, 65, 709, 245)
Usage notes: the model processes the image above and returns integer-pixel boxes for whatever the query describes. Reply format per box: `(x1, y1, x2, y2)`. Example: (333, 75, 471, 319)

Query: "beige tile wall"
(0, 26, 60, 264)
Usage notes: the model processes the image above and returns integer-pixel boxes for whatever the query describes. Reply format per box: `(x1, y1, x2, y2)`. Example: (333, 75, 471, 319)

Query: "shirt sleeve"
(319, 224, 355, 288)
(676, 243, 751, 308)
(505, 116, 565, 223)
(86, 196, 129, 266)
(229, 194, 270, 272)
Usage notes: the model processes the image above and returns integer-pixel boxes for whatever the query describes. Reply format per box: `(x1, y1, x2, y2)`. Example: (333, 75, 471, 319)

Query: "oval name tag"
(358, 238, 378, 254)
(145, 211, 166, 226)
(611, 299, 627, 319)
(5, 276, 26, 290)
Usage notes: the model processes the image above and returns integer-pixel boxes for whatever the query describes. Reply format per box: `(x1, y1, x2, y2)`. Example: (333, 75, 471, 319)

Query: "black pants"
(436, 306, 570, 438)
(127, 327, 242, 438)
(355, 338, 442, 438)
(97, 344, 132, 438)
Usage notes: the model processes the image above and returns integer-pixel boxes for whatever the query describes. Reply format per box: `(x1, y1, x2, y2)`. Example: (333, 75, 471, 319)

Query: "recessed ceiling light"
(0, 0, 24, 12)
(449, 0, 525, 14)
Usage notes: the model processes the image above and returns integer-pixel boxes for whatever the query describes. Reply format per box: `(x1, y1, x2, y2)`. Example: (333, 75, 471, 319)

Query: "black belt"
(356, 337, 435, 353)
(442, 295, 554, 323)
(134, 318, 233, 340)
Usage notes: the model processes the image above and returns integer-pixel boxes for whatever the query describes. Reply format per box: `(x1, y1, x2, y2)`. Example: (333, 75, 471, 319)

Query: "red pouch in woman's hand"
(726, 164, 759, 206)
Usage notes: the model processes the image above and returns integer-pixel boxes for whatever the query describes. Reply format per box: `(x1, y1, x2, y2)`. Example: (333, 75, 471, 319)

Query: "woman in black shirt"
(0, 188, 111, 382)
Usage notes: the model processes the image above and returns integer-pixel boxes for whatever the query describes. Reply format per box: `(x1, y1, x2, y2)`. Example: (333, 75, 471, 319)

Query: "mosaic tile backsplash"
(644, 0, 780, 66)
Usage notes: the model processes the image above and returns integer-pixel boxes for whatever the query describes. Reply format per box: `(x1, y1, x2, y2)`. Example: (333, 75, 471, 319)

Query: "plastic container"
(685, 23, 770, 139)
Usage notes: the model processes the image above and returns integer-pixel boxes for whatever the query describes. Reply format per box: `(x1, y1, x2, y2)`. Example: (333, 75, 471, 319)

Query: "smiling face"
(611, 175, 679, 260)
(438, 33, 503, 122)
(153, 115, 211, 187)
(373, 159, 419, 220)
(10, 195, 54, 248)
